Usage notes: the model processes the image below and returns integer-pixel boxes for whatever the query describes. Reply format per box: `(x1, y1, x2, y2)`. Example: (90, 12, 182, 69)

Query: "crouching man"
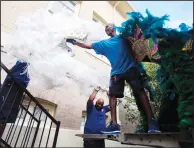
(83, 86, 110, 148)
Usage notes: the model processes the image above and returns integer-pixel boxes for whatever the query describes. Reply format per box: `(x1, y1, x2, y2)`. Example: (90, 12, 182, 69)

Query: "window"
(17, 104, 50, 121)
(16, 97, 57, 128)
(34, 107, 49, 121)
(18, 104, 28, 119)
(80, 110, 86, 132)
(92, 11, 107, 26)
(48, 1, 78, 15)
(60, 1, 76, 13)
(81, 111, 87, 124)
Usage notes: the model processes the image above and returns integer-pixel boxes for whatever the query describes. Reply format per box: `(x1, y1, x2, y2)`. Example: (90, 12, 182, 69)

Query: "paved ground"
(56, 129, 154, 147)
(105, 140, 153, 147)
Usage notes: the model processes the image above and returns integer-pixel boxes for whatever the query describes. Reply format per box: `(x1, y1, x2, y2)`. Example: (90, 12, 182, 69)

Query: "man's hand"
(88, 86, 101, 104)
(66, 39, 77, 45)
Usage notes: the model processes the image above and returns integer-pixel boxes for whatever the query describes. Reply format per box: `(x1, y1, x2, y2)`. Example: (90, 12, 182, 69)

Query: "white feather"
(4, 8, 109, 92)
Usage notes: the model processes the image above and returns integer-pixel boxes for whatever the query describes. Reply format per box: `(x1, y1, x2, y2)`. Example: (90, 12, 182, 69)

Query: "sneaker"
(101, 122, 120, 134)
(148, 118, 161, 133)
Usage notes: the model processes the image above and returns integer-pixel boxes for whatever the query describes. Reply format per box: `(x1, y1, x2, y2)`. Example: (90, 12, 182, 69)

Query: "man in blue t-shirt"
(67, 23, 160, 134)
(83, 86, 110, 148)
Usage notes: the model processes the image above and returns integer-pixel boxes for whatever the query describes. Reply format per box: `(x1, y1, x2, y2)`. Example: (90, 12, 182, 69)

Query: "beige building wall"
(79, 1, 124, 24)
(1, 1, 49, 33)
(1, 1, 135, 133)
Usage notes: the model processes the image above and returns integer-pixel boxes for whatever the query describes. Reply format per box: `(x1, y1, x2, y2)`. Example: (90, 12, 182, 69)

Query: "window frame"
(59, 1, 76, 13)
(48, 1, 77, 14)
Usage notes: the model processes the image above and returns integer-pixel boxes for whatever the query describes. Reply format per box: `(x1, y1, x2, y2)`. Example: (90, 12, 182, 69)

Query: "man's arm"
(66, 39, 105, 55)
(66, 39, 93, 49)
(104, 105, 110, 113)
(87, 86, 101, 108)
(74, 42, 93, 49)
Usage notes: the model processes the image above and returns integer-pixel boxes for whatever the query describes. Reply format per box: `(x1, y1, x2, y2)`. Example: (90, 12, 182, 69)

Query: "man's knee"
(108, 88, 124, 98)
(108, 94, 117, 100)
(127, 78, 144, 95)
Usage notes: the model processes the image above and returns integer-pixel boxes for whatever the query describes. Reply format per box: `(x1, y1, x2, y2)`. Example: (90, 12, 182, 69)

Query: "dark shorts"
(83, 139, 105, 148)
(109, 67, 144, 98)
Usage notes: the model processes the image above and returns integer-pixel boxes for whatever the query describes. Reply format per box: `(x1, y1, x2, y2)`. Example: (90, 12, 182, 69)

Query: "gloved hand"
(66, 39, 77, 45)
(94, 85, 101, 91)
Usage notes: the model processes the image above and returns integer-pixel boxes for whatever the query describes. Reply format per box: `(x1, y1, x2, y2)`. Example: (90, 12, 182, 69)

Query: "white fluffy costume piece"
(4, 8, 109, 91)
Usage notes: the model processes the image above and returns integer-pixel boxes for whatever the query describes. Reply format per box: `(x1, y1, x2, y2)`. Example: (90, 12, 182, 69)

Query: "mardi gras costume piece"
(117, 9, 193, 132)
(4, 9, 109, 92)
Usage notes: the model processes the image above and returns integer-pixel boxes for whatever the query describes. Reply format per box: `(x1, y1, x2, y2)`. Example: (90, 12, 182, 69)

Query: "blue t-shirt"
(92, 35, 136, 76)
(6, 61, 30, 87)
(84, 104, 109, 134)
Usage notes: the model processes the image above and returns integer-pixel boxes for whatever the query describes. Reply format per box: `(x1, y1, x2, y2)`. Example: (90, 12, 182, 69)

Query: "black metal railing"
(0, 62, 60, 148)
